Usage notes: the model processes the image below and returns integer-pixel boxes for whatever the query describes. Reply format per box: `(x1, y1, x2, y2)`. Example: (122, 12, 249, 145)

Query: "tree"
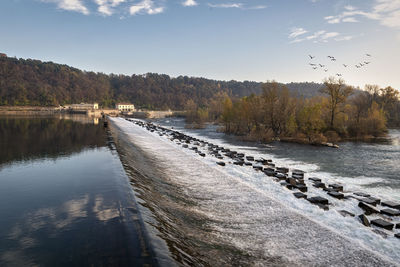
(261, 82, 293, 137)
(320, 77, 353, 129)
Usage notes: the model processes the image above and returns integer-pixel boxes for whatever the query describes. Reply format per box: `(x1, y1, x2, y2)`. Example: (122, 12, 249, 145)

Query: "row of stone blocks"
(129, 118, 400, 239)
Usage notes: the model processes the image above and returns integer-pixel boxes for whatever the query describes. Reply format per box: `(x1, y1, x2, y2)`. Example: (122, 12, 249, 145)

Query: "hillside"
(0, 56, 325, 109)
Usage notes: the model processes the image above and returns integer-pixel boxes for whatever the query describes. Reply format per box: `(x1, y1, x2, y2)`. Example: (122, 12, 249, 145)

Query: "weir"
(110, 117, 400, 266)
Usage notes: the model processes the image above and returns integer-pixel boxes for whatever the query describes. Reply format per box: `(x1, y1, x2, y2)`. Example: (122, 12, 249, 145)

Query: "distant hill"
(0, 56, 327, 109)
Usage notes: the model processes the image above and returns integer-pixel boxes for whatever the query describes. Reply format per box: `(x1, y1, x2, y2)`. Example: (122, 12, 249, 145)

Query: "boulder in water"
(246, 156, 254, 161)
(276, 167, 289, 173)
(358, 214, 370, 227)
(328, 191, 344, 199)
(380, 208, 400, 217)
(293, 192, 307, 199)
(309, 177, 321, 182)
(286, 177, 297, 186)
(307, 196, 329, 205)
(253, 166, 263, 171)
(329, 184, 344, 192)
(360, 197, 379, 206)
(358, 202, 379, 215)
(295, 184, 308, 193)
(313, 182, 326, 189)
(381, 201, 400, 210)
(371, 219, 394, 230)
(339, 210, 355, 217)
(275, 173, 287, 180)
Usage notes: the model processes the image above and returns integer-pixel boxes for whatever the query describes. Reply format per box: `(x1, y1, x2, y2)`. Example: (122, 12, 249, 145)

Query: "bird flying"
(309, 55, 315, 59)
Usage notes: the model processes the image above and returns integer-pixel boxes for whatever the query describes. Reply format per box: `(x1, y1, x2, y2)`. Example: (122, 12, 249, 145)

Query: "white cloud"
(207, 2, 267, 10)
(344, 5, 356, 11)
(289, 30, 351, 43)
(379, 9, 400, 27)
(324, 0, 400, 28)
(182, 0, 197, 7)
(246, 5, 267, 10)
(306, 30, 325, 40)
(42, 0, 89, 15)
(98, 4, 113, 15)
(335, 35, 355, 41)
(342, 17, 358, 22)
(129, 0, 164, 15)
(94, 0, 126, 16)
(321, 32, 339, 39)
(327, 17, 340, 24)
(373, 0, 400, 13)
(289, 27, 308, 38)
(208, 3, 243, 8)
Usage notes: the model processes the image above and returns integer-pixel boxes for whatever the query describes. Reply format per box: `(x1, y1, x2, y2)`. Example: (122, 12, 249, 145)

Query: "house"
(0, 53, 7, 58)
(116, 103, 135, 112)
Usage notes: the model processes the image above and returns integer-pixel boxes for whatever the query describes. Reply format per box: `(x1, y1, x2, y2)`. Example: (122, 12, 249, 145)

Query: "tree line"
(186, 78, 400, 143)
(0, 56, 330, 110)
(0, 56, 264, 109)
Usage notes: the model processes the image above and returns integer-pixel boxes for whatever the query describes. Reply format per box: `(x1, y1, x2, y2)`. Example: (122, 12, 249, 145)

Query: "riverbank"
(0, 106, 60, 115)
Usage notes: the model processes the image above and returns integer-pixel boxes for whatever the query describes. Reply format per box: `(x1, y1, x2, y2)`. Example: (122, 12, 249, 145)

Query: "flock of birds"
(308, 54, 372, 77)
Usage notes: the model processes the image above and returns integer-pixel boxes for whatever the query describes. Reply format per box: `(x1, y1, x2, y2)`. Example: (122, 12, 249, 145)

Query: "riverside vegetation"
(185, 78, 400, 144)
(0, 56, 320, 109)
(1, 56, 399, 144)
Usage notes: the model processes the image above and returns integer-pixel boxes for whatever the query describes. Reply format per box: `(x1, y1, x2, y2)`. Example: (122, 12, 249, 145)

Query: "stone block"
(371, 219, 394, 230)
(380, 208, 400, 217)
(328, 191, 344, 199)
(358, 214, 370, 227)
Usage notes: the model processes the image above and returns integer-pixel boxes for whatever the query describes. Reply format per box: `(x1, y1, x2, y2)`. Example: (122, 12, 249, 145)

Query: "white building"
(116, 103, 135, 112)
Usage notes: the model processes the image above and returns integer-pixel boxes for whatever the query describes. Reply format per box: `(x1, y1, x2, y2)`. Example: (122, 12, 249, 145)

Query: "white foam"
(112, 118, 400, 265)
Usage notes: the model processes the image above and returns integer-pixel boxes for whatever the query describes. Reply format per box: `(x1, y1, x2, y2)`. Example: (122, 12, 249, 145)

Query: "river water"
(1, 115, 399, 266)
(110, 117, 400, 266)
(156, 118, 400, 200)
(0, 116, 162, 266)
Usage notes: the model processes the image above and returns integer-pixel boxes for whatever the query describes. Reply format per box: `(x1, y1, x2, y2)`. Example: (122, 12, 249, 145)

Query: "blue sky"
(1, 0, 400, 89)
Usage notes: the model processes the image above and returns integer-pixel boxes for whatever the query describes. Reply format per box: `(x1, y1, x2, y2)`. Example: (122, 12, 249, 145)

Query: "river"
(0, 115, 166, 266)
(110, 117, 400, 266)
(1, 115, 399, 266)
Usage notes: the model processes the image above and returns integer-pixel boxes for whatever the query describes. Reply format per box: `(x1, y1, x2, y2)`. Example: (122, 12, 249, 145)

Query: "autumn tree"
(320, 77, 354, 129)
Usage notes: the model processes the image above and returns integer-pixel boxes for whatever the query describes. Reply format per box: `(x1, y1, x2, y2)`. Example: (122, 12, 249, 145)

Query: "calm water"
(0, 116, 156, 266)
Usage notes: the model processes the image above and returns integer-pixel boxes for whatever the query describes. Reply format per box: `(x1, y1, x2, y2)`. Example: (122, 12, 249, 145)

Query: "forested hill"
(0, 56, 323, 109)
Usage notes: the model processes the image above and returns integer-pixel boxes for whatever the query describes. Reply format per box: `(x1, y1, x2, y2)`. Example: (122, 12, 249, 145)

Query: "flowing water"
(109, 117, 400, 266)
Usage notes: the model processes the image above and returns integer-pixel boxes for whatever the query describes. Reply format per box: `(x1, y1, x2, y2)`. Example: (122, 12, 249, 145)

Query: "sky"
(1, 0, 400, 89)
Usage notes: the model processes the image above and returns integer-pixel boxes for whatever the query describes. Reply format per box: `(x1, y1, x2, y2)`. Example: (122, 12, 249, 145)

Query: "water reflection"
(0, 116, 154, 266)
(0, 116, 106, 167)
